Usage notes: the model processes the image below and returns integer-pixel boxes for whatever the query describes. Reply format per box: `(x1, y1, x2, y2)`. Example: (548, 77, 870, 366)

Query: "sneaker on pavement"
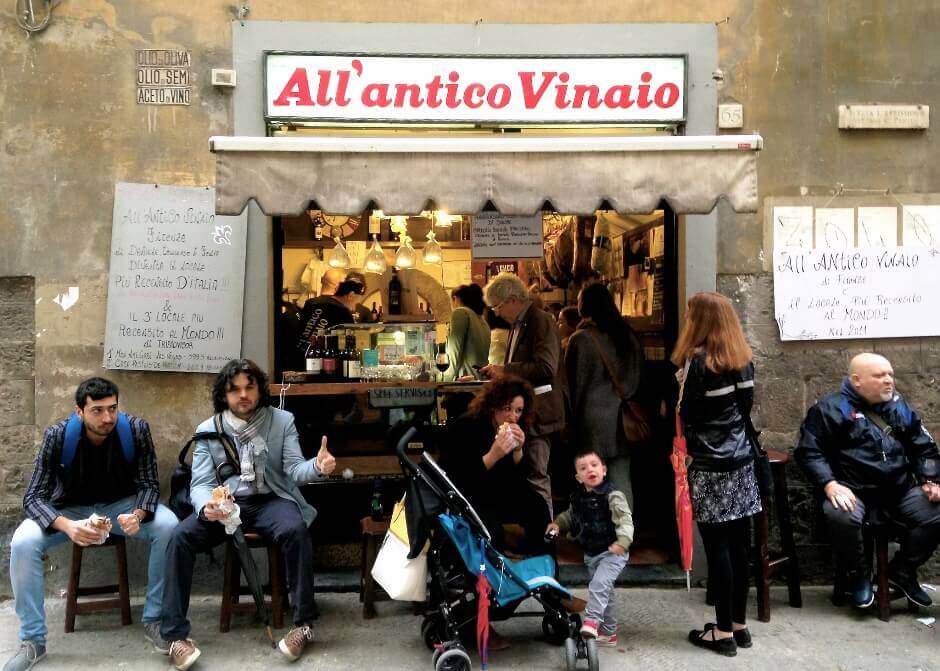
(143, 621, 170, 654)
(848, 574, 875, 609)
(595, 632, 618, 647)
(278, 625, 314, 662)
(168, 639, 200, 671)
(3, 641, 46, 671)
(579, 620, 599, 639)
(889, 572, 933, 608)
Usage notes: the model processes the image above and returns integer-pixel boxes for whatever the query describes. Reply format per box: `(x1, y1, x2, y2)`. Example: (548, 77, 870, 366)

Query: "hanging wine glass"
(328, 236, 350, 268)
(423, 229, 443, 264)
(364, 235, 388, 274)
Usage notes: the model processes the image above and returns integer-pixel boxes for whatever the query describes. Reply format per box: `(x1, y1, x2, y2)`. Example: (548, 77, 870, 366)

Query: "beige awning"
(209, 134, 762, 216)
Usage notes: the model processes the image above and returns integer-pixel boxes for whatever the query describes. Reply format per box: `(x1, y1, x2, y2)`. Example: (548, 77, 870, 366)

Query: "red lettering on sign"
(518, 72, 556, 109)
(272, 68, 314, 106)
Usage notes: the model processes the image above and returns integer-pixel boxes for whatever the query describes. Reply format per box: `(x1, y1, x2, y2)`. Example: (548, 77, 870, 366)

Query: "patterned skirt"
(688, 461, 762, 524)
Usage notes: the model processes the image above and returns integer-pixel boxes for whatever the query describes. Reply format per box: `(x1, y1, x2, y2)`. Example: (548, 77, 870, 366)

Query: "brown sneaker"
(168, 639, 201, 671)
(278, 625, 314, 662)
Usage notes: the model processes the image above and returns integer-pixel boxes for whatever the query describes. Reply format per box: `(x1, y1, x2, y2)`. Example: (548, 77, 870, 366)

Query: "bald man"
(796, 353, 940, 610)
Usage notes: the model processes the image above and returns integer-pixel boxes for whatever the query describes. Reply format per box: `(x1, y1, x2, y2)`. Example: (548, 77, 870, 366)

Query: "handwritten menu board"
(104, 183, 247, 372)
(772, 204, 940, 340)
(471, 213, 543, 259)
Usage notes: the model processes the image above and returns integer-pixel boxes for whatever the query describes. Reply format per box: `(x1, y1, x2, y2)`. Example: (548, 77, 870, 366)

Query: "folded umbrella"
(476, 538, 491, 670)
(230, 527, 276, 647)
(671, 413, 694, 591)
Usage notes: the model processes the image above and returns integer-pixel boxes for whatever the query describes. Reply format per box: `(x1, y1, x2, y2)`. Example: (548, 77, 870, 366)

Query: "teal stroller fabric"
(438, 513, 571, 607)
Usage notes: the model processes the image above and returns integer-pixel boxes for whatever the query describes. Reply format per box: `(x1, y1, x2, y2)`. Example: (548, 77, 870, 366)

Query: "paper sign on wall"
(774, 246, 940, 340)
(104, 183, 247, 372)
(857, 207, 898, 247)
(902, 206, 940, 247)
(773, 206, 813, 248)
(471, 213, 543, 259)
(815, 208, 854, 248)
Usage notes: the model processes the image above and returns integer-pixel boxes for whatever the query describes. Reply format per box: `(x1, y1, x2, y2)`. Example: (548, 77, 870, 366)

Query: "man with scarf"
(160, 360, 336, 670)
(796, 353, 940, 610)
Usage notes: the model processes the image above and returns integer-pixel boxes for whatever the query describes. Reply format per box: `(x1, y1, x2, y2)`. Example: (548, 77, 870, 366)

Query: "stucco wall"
(1, 1, 939, 595)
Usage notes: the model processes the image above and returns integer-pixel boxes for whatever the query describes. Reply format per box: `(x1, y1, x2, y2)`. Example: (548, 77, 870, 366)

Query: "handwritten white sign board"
(104, 183, 247, 372)
(471, 213, 543, 259)
(773, 246, 940, 340)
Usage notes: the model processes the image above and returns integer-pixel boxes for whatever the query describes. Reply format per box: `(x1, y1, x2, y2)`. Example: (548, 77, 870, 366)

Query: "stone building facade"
(0, 1, 938, 594)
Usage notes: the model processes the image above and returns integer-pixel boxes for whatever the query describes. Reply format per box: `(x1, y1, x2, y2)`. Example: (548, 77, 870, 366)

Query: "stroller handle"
(396, 426, 421, 476)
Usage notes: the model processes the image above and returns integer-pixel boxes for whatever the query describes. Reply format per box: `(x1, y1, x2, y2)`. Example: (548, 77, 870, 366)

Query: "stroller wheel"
(542, 613, 569, 645)
(586, 638, 599, 671)
(564, 637, 578, 671)
(435, 647, 471, 671)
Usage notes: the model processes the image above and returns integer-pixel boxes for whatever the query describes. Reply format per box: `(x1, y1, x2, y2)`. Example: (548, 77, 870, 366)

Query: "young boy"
(546, 448, 634, 646)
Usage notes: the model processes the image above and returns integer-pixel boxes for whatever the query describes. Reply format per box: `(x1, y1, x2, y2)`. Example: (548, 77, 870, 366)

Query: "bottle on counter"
(322, 334, 340, 379)
(388, 269, 402, 315)
(371, 301, 379, 322)
(344, 334, 362, 381)
(306, 333, 324, 378)
(370, 479, 384, 520)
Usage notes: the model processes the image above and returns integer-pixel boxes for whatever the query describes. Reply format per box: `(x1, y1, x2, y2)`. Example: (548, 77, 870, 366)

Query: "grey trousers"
(584, 550, 629, 634)
(822, 485, 940, 578)
(525, 434, 554, 518)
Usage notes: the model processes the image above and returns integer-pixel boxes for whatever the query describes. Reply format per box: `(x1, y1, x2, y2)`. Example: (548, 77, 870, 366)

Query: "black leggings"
(699, 516, 752, 631)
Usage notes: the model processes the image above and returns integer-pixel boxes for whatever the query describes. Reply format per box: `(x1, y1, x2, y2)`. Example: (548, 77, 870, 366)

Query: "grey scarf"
(222, 405, 271, 493)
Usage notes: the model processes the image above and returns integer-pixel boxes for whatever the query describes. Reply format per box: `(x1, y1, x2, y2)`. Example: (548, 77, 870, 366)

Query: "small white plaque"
(718, 103, 743, 129)
(838, 104, 928, 130)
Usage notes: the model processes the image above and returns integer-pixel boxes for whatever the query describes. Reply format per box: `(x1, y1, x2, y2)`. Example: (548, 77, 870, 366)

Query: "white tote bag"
(370, 530, 428, 602)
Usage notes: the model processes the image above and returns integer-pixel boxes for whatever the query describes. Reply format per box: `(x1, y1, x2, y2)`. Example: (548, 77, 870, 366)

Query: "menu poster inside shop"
(104, 183, 247, 372)
(472, 214, 543, 260)
(265, 54, 685, 124)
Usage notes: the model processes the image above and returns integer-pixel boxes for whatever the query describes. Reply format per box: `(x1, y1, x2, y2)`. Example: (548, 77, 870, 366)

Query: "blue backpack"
(61, 411, 135, 468)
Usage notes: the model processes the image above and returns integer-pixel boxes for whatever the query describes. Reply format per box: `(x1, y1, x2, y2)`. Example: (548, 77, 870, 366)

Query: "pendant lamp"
(328, 237, 350, 269)
(395, 234, 417, 269)
(364, 235, 388, 274)
(422, 229, 443, 264)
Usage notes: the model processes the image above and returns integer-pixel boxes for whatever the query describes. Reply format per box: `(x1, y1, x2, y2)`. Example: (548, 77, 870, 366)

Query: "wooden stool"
(753, 449, 803, 622)
(832, 518, 910, 622)
(360, 517, 390, 619)
(64, 535, 132, 633)
(219, 532, 288, 632)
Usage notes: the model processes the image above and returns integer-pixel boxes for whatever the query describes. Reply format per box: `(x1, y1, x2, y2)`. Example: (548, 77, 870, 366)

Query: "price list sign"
(104, 183, 247, 372)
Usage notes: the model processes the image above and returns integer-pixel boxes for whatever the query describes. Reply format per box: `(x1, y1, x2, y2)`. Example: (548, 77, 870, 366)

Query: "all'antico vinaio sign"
(264, 53, 686, 124)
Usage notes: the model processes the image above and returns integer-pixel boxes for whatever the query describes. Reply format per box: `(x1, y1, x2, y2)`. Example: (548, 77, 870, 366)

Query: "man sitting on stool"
(6, 377, 178, 671)
(795, 353, 940, 609)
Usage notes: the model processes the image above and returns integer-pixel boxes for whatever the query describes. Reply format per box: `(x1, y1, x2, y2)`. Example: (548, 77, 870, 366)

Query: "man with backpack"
(160, 359, 336, 670)
(5, 378, 179, 671)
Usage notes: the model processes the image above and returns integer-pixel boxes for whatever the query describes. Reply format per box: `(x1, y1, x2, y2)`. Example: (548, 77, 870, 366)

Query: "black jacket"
(795, 378, 939, 498)
(679, 353, 755, 472)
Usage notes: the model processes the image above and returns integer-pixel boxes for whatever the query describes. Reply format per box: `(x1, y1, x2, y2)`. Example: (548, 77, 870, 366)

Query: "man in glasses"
(481, 272, 565, 517)
(6, 377, 178, 671)
(160, 360, 336, 670)
(796, 353, 940, 611)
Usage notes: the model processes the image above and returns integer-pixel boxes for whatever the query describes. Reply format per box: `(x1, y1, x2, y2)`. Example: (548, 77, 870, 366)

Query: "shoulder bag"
(733, 390, 773, 502)
(586, 330, 652, 443)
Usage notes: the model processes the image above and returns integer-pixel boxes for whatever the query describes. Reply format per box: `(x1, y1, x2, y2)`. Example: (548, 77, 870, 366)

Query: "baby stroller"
(396, 427, 600, 671)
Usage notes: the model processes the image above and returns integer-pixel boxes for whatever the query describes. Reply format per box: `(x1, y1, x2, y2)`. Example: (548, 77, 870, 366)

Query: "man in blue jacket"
(796, 353, 940, 610)
(160, 360, 335, 670)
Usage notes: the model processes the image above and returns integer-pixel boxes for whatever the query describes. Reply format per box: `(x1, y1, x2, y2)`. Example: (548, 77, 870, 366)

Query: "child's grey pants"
(584, 550, 629, 634)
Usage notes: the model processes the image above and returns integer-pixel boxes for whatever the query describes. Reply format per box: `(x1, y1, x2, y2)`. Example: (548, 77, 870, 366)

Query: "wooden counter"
(271, 380, 484, 396)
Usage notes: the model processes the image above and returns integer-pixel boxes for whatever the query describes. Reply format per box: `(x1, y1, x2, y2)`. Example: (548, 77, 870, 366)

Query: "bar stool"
(360, 516, 391, 619)
(64, 535, 132, 633)
(219, 532, 288, 631)
(753, 449, 802, 622)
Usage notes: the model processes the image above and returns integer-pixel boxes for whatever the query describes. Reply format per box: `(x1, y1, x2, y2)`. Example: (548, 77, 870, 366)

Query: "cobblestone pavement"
(0, 587, 936, 670)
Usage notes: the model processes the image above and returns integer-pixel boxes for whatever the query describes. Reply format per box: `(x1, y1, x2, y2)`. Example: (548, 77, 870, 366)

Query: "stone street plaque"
(838, 104, 928, 130)
(137, 49, 192, 105)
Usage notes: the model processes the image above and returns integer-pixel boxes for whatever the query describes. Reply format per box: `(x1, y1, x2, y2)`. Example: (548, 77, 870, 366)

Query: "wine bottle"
(322, 334, 339, 380)
(388, 269, 402, 315)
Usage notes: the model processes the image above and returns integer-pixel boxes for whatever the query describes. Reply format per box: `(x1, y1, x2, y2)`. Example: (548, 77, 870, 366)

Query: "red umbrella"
(476, 539, 491, 669)
(671, 413, 694, 590)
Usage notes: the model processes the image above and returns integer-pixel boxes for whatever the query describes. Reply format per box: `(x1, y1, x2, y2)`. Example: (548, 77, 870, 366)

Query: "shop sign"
(838, 104, 928, 130)
(136, 49, 192, 105)
(486, 261, 518, 281)
(369, 387, 436, 407)
(265, 53, 685, 124)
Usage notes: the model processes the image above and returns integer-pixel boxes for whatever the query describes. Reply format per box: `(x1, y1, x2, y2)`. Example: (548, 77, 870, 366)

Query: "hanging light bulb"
(423, 229, 443, 264)
(434, 210, 453, 228)
(395, 233, 417, 269)
(364, 235, 388, 274)
(327, 236, 350, 269)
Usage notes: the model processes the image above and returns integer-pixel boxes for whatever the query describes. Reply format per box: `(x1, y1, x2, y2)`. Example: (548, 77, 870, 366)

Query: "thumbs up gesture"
(316, 436, 336, 476)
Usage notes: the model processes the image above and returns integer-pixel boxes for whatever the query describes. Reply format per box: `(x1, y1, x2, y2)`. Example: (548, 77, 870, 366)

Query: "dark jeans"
(699, 516, 752, 632)
(161, 494, 316, 641)
(823, 485, 940, 579)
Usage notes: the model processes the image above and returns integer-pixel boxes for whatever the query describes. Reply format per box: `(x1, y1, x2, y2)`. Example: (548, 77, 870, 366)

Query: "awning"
(209, 134, 762, 217)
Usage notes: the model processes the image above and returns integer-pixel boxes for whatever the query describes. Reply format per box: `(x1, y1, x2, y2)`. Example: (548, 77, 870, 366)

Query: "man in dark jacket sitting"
(795, 353, 940, 609)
